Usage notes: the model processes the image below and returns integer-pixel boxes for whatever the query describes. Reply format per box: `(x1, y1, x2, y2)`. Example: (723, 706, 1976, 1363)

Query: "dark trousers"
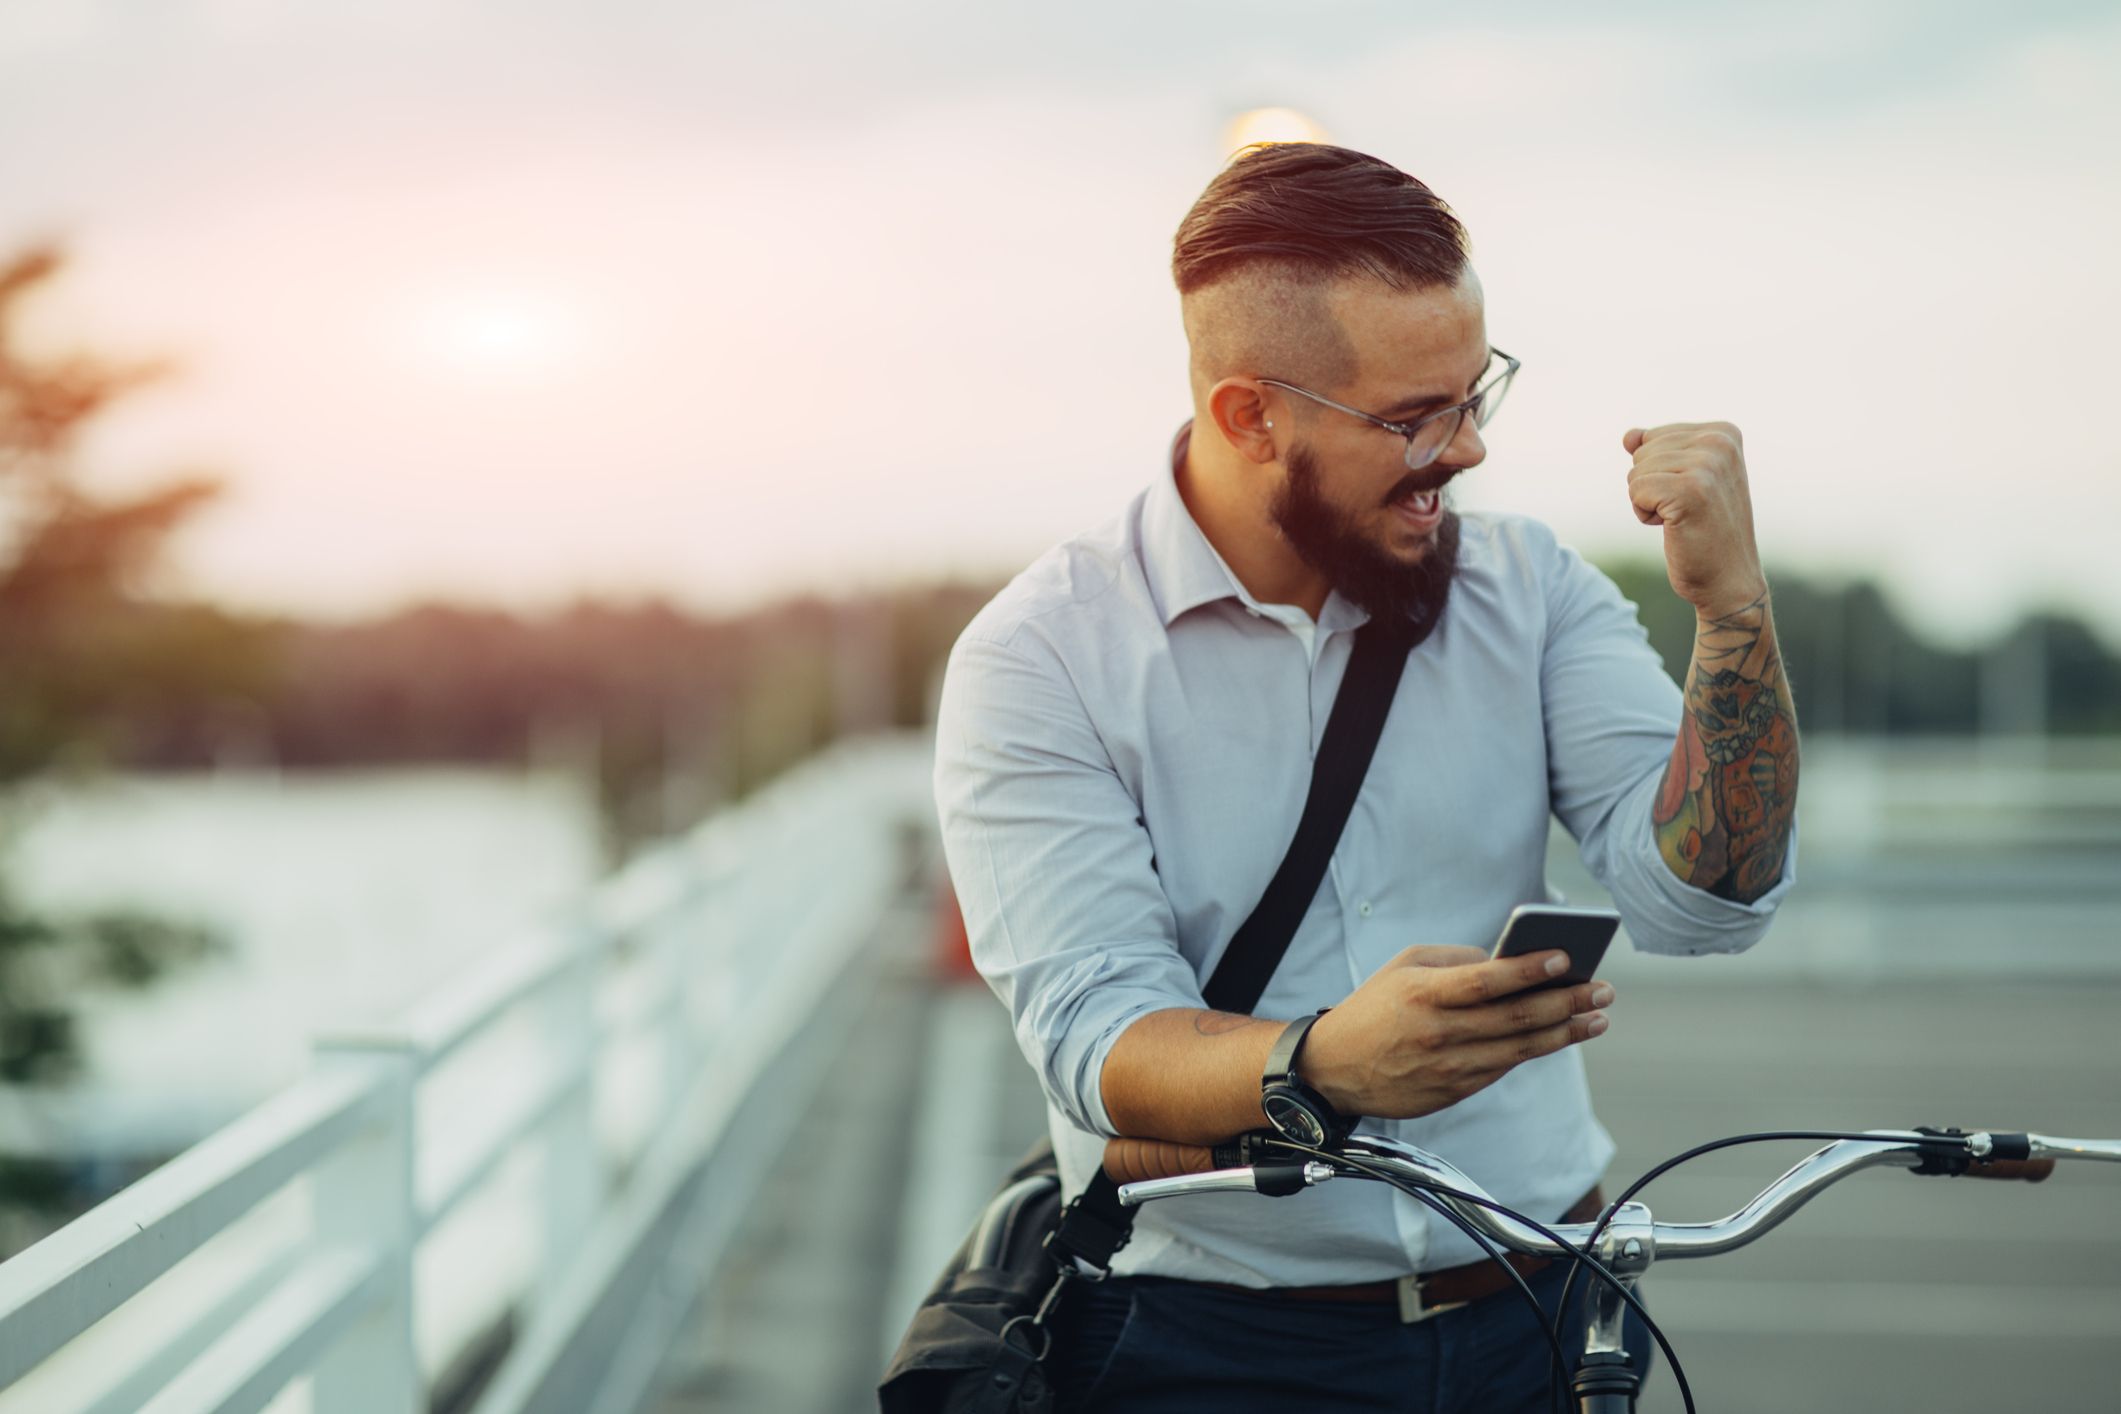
(1048, 1259, 1654, 1413)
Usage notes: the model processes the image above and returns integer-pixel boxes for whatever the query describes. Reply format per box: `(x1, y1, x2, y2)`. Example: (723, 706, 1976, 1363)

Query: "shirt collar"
(1141, 420, 1369, 633)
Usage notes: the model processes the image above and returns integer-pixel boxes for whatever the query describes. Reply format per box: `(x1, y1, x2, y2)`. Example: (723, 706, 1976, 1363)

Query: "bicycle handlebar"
(1102, 1138, 1218, 1183)
(1963, 1157, 2056, 1182)
(1106, 1129, 2113, 1264)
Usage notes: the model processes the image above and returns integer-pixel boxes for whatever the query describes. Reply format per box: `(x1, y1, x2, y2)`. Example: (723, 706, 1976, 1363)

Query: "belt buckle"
(1395, 1273, 1469, 1325)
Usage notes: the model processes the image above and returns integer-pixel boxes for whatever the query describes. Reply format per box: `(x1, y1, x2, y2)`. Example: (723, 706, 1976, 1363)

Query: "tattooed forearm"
(1652, 593, 1800, 903)
(1691, 593, 1783, 680)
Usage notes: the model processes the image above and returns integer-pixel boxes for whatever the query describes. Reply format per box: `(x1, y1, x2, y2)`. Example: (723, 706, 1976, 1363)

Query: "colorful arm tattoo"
(1651, 592, 1800, 904)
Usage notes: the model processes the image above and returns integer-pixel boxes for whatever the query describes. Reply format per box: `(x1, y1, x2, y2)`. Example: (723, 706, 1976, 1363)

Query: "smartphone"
(1488, 904, 1619, 993)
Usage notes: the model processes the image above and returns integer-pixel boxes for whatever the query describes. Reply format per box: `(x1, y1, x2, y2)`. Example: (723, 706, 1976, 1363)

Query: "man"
(932, 142, 1799, 1412)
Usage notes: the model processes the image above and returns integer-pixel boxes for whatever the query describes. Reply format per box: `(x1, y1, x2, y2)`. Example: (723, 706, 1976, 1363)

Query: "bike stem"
(1575, 1201, 1655, 1412)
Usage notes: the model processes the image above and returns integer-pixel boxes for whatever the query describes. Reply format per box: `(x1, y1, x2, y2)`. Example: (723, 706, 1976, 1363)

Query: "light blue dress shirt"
(933, 424, 1797, 1281)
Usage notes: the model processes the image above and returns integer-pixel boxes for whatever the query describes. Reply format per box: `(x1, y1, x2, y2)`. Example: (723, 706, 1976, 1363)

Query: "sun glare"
(414, 291, 582, 379)
(1223, 106, 1329, 155)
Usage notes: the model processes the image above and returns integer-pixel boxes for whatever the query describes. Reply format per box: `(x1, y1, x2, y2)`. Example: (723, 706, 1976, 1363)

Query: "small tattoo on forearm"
(1192, 1010, 1262, 1037)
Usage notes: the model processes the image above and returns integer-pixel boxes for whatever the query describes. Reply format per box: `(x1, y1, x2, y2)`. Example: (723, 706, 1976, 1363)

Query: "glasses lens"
(1403, 410, 1460, 470)
(1472, 361, 1514, 429)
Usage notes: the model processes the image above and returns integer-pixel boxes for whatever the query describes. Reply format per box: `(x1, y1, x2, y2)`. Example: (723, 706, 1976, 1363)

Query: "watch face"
(1264, 1093, 1325, 1147)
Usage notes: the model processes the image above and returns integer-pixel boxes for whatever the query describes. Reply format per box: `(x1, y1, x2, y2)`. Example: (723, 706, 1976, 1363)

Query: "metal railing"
(0, 735, 935, 1414)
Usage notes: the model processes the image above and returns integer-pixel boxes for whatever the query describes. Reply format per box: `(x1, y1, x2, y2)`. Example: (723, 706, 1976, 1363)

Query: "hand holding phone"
(1290, 922, 1615, 1123)
(1488, 904, 1619, 993)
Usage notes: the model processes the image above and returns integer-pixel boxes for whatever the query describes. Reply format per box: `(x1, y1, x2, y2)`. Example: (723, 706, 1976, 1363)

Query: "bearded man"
(931, 141, 1800, 1413)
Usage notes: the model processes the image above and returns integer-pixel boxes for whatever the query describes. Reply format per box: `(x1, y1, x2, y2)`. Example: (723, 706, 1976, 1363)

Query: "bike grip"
(1967, 1158, 2056, 1183)
(1102, 1138, 1217, 1182)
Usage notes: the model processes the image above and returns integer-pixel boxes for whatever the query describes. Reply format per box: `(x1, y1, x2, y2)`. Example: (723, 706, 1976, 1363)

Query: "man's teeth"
(1398, 490, 1440, 512)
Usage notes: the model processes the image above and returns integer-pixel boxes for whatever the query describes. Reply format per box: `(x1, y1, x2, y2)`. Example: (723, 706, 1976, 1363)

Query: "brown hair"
(1172, 142, 1470, 296)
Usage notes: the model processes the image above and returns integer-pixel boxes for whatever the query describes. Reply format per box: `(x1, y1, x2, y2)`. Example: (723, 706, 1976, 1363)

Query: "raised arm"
(1653, 590, 1799, 902)
(1625, 421, 1800, 905)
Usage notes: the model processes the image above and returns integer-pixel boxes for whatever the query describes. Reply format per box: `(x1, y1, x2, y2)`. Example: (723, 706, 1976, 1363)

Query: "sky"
(3, 0, 2117, 643)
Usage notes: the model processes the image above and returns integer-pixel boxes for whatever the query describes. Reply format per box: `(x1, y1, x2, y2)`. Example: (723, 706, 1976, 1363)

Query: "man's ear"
(1205, 378, 1279, 465)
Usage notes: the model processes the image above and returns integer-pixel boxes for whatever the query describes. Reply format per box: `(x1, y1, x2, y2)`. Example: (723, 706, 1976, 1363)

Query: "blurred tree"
(0, 243, 259, 1107)
(2031, 612, 2121, 735)
(1593, 558, 2121, 736)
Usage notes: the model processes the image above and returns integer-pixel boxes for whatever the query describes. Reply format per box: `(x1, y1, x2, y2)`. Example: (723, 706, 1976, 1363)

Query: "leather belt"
(1198, 1185, 1606, 1324)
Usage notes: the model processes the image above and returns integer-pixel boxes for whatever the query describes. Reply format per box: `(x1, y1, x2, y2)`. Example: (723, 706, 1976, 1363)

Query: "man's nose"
(1442, 411, 1486, 470)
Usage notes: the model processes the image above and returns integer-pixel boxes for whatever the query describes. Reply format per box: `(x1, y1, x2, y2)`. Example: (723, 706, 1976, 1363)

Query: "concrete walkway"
(641, 896, 939, 1414)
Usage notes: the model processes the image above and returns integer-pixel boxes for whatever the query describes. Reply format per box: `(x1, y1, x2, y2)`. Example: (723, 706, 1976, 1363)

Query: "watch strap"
(1264, 1009, 1329, 1087)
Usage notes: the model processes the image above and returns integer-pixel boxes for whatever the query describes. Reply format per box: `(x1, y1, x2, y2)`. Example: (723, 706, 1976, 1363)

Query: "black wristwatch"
(1260, 1009, 1352, 1147)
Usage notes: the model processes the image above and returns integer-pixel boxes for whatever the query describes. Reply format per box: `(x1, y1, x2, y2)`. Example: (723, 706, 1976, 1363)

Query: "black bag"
(877, 1141, 1068, 1413)
(879, 614, 1426, 1413)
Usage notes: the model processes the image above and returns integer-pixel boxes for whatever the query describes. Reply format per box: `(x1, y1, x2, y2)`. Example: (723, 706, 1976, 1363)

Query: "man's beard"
(1270, 440, 1461, 633)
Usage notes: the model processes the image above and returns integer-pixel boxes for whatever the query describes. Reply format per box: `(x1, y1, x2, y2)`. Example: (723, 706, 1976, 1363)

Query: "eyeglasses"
(1259, 347, 1520, 471)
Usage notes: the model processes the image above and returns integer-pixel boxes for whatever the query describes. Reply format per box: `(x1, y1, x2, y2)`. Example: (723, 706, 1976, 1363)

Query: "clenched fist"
(1623, 422, 1768, 620)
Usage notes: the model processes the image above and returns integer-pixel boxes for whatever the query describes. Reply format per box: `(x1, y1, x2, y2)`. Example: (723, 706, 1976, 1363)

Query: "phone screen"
(1489, 905, 1619, 992)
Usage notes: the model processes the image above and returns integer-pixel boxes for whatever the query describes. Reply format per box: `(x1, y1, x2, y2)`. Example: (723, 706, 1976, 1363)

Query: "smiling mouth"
(1384, 470, 1456, 514)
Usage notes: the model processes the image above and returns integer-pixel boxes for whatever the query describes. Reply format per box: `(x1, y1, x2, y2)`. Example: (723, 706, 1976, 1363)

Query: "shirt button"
(1358, 900, 1373, 917)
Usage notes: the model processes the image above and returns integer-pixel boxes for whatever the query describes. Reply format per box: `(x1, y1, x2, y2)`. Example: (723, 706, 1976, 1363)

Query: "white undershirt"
(1195, 537, 1326, 665)
(1251, 598, 1322, 665)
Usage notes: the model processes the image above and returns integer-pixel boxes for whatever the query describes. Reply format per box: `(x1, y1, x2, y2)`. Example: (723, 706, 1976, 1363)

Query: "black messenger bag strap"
(1047, 610, 1428, 1275)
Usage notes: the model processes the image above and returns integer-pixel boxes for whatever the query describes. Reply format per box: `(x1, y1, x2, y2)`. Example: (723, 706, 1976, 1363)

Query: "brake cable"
(1273, 1138, 1695, 1414)
(1549, 1127, 1993, 1383)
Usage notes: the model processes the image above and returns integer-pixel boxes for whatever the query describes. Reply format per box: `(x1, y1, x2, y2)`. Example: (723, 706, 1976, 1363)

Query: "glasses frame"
(1258, 347, 1520, 471)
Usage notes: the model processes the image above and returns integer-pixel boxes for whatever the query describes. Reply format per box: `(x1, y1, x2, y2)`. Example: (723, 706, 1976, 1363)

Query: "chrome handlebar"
(1116, 1130, 2121, 1265)
(2031, 1134, 2121, 1164)
(1109, 1161, 1340, 1200)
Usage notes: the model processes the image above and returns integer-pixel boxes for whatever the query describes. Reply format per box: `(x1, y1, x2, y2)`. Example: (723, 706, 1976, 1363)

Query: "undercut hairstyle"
(1173, 142, 1471, 395)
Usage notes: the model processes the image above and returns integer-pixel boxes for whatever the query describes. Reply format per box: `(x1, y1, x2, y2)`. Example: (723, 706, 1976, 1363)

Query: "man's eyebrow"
(1378, 391, 1453, 420)
(1377, 357, 1493, 420)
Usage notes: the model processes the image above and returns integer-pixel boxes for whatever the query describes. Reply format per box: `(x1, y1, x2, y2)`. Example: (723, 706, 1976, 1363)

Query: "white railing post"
(535, 930, 602, 1317)
(656, 885, 704, 1131)
(307, 1036, 420, 1414)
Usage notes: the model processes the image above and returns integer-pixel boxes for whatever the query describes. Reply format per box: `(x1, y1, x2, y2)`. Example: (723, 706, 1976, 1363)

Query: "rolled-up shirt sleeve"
(934, 629, 1205, 1138)
(1537, 530, 1798, 955)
